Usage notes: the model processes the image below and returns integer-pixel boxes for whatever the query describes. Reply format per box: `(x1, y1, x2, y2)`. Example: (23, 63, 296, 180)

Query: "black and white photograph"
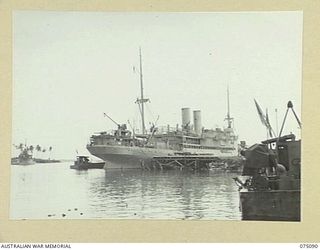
(11, 11, 302, 221)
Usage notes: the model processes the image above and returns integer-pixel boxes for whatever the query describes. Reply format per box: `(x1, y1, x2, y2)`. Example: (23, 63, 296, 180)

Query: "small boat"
(70, 156, 104, 170)
(11, 148, 35, 165)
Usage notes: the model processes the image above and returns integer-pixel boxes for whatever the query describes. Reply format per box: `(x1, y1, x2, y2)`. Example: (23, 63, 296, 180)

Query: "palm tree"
(36, 145, 41, 159)
(13, 144, 21, 157)
(29, 145, 34, 157)
(42, 148, 46, 159)
(49, 146, 52, 159)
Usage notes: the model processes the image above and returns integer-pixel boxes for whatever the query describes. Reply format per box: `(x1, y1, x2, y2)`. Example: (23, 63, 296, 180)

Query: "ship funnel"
(181, 108, 191, 130)
(193, 110, 202, 135)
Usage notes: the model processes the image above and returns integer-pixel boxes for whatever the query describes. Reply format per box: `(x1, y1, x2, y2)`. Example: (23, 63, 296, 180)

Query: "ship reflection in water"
(10, 163, 241, 220)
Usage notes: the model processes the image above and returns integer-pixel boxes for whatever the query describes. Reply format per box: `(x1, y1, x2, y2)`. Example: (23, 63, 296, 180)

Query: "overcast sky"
(12, 11, 302, 159)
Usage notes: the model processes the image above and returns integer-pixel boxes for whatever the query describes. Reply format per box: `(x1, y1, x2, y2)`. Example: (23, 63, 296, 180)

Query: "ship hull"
(11, 158, 35, 166)
(239, 189, 300, 221)
(87, 145, 237, 169)
(87, 145, 173, 169)
(70, 162, 104, 170)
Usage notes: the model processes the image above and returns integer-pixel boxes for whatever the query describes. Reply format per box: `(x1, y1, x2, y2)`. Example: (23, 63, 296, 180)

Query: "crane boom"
(103, 113, 120, 127)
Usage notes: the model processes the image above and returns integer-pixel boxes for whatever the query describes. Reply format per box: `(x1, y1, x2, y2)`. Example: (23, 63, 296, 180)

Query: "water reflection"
(11, 163, 241, 220)
(87, 169, 241, 220)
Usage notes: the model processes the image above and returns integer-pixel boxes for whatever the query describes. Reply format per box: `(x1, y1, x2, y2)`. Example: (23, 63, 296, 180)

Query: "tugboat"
(70, 156, 104, 170)
(234, 101, 301, 221)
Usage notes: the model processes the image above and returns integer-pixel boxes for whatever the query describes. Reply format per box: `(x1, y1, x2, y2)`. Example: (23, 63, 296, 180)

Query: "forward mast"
(135, 47, 149, 134)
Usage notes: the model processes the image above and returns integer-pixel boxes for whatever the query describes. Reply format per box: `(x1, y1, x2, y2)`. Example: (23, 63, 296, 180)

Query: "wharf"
(151, 155, 243, 171)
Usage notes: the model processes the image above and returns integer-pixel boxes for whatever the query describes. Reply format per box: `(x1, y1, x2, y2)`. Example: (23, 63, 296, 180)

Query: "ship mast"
(135, 47, 149, 134)
(225, 86, 233, 128)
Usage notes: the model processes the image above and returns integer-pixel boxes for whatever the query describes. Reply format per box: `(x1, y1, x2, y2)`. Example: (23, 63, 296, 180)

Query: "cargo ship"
(86, 49, 238, 169)
(234, 101, 301, 221)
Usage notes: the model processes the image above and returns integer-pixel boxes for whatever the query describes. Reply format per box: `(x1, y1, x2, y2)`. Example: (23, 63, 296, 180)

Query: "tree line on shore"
(13, 143, 53, 159)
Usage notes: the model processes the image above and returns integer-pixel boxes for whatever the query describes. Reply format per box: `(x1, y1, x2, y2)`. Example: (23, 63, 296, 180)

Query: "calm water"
(10, 162, 241, 220)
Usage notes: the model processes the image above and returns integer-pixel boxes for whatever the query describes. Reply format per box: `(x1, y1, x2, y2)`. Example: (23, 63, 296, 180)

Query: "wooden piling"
(151, 155, 243, 171)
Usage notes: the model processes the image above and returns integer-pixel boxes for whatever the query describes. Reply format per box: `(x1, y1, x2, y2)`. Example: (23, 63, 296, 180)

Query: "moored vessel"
(11, 148, 35, 165)
(70, 156, 104, 170)
(234, 101, 301, 221)
(86, 49, 239, 169)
